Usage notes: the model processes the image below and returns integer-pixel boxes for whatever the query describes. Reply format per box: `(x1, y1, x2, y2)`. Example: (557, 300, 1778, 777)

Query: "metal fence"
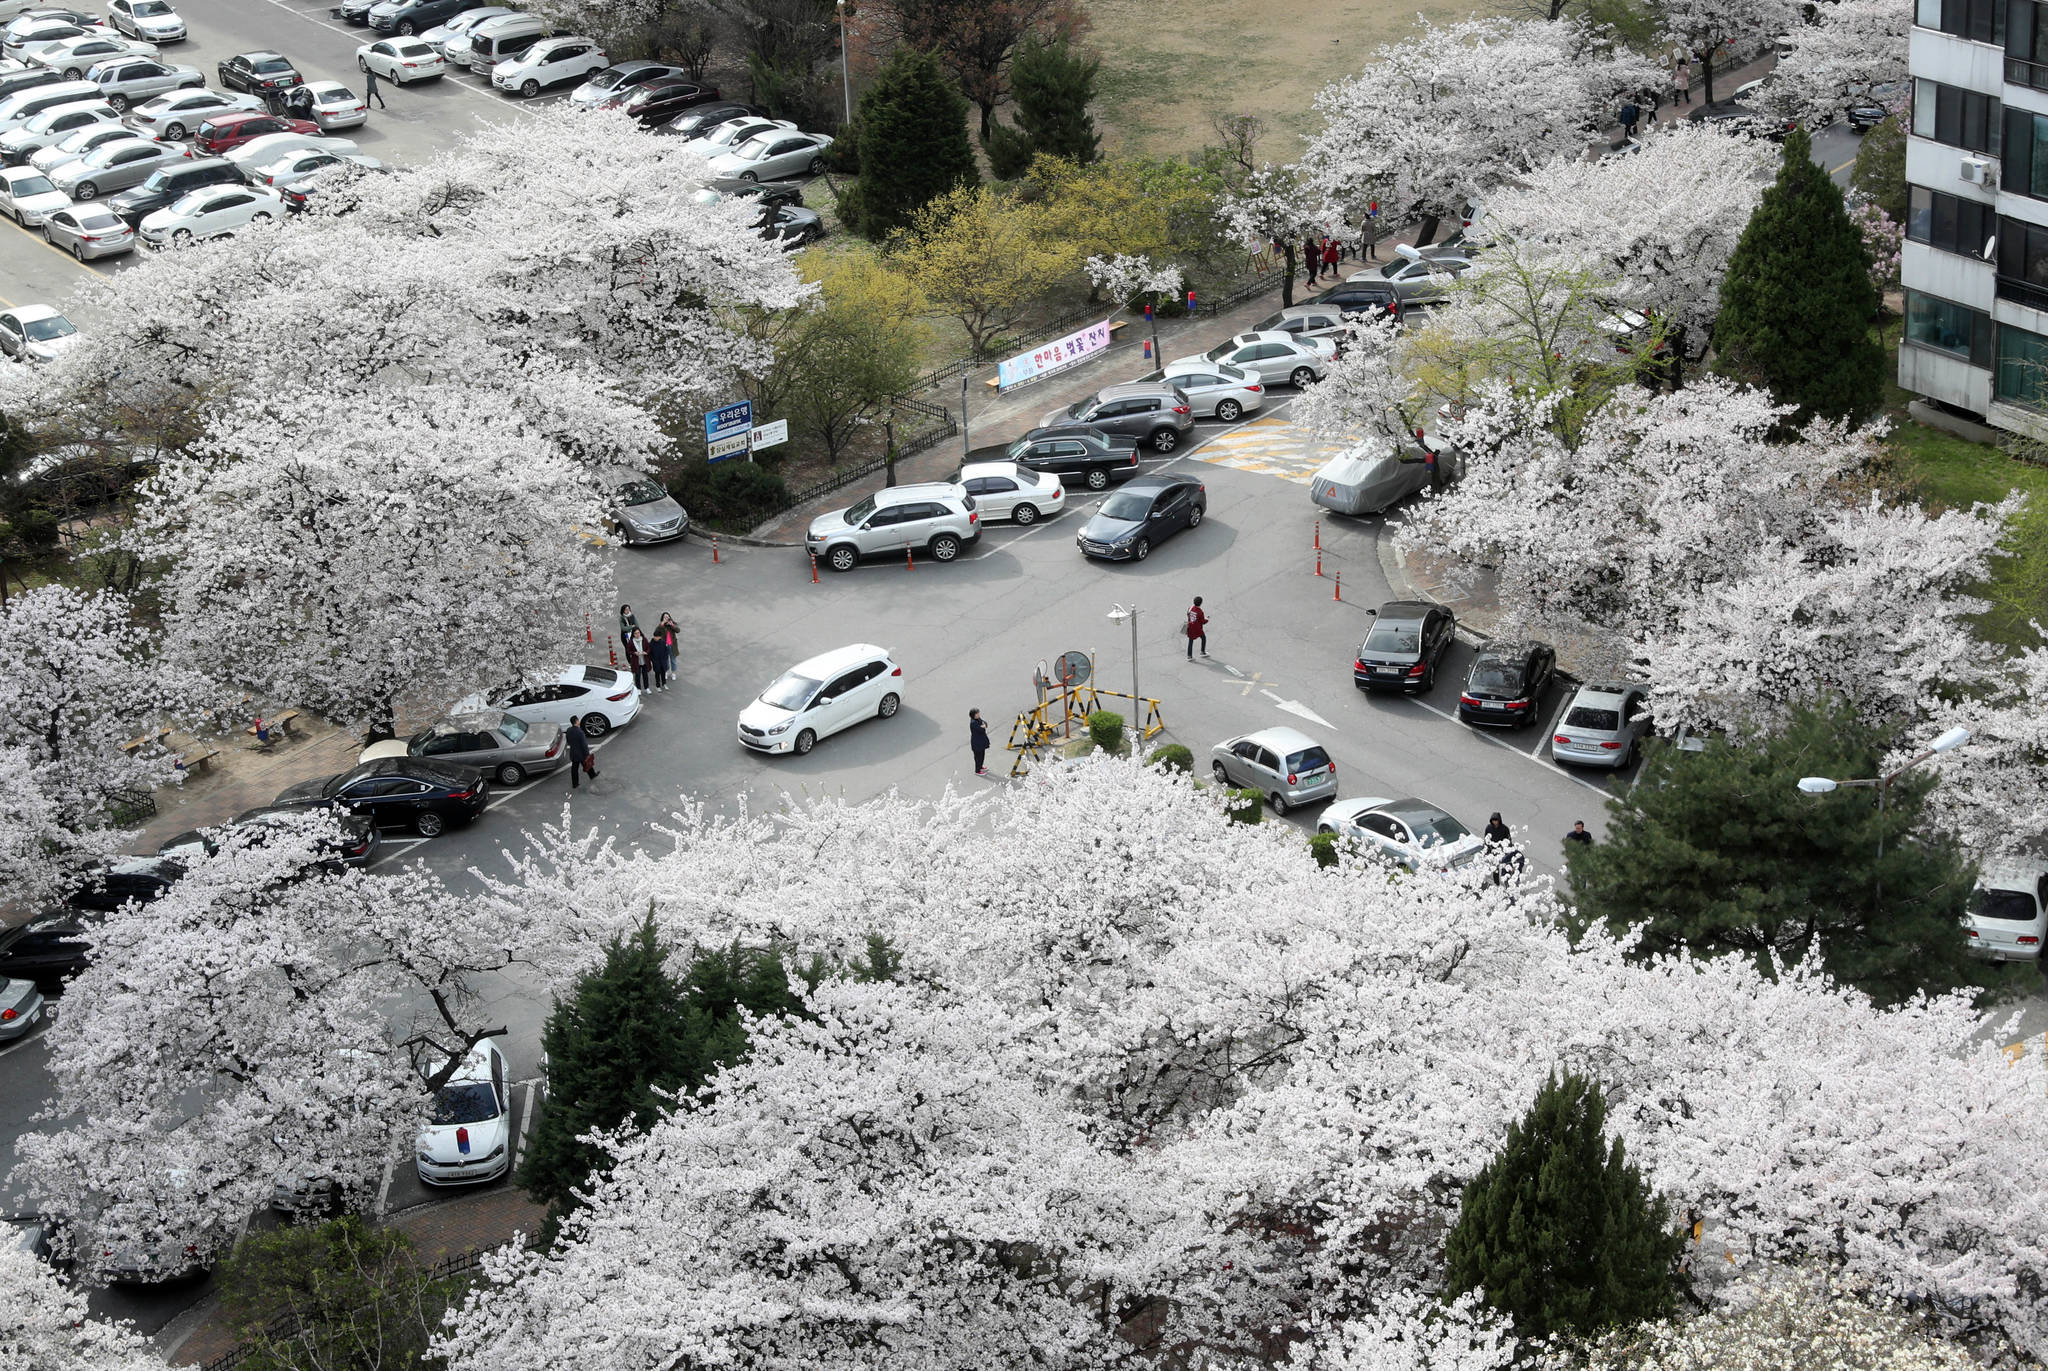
(199, 1248, 488, 1371)
(784, 392, 961, 509)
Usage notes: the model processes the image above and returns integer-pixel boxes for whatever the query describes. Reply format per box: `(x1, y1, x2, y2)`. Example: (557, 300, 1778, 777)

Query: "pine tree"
(854, 47, 979, 241)
(1714, 124, 1883, 425)
(1010, 34, 1099, 166)
(1563, 697, 2009, 1008)
(1444, 1071, 1685, 1341)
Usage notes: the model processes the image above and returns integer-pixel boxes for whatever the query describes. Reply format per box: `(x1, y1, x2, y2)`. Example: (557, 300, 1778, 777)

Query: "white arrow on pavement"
(1261, 690, 1334, 730)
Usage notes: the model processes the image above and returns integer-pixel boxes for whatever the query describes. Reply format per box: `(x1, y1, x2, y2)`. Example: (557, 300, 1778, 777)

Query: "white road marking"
(1273, 697, 1336, 730)
(1398, 693, 1612, 798)
(250, 0, 533, 113)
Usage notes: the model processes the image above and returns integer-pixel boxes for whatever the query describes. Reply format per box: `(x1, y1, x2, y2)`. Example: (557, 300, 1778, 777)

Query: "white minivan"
(1964, 862, 2048, 963)
(738, 644, 903, 756)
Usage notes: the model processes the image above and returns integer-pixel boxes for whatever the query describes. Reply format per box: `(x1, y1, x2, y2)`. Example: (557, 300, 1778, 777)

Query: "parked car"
(657, 99, 765, 138)
(1844, 81, 1906, 131)
(84, 56, 200, 109)
(491, 34, 605, 96)
(1075, 472, 1206, 562)
(0, 79, 106, 132)
(369, 0, 483, 35)
(1210, 726, 1338, 816)
(1686, 99, 1762, 133)
(30, 31, 155, 77)
(1457, 640, 1556, 729)
(1963, 861, 2048, 963)
(0, 98, 116, 163)
(105, 0, 185, 42)
(756, 202, 822, 249)
(1353, 244, 1476, 293)
(122, 86, 261, 139)
(420, 4, 509, 57)
(0, 64, 62, 103)
(1250, 304, 1349, 345)
(360, 711, 565, 786)
(0, 976, 46, 1042)
(41, 200, 131, 255)
(1003, 425, 1141, 490)
(0, 908, 95, 985)
(619, 75, 717, 124)
(68, 854, 183, 909)
(804, 481, 980, 572)
(0, 302, 76, 360)
(1550, 681, 1650, 769)
(0, 162, 67, 221)
(737, 644, 902, 756)
(462, 11, 548, 73)
(1144, 358, 1264, 421)
(104, 151, 239, 222)
(3, 21, 108, 63)
(1353, 600, 1455, 693)
(247, 147, 380, 190)
(29, 121, 143, 171)
(706, 128, 830, 181)
(216, 50, 302, 94)
(1316, 795, 1485, 871)
(49, 131, 178, 195)
(681, 115, 788, 151)
(1170, 330, 1332, 389)
(356, 36, 446, 82)
(158, 806, 380, 867)
(416, 1038, 512, 1185)
(566, 57, 683, 105)
(280, 79, 368, 131)
(271, 757, 489, 837)
(691, 175, 801, 209)
(333, 0, 380, 23)
(470, 664, 640, 737)
(1039, 379, 1194, 453)
(96, 1174, 229, 1283)
(604, 475, 688, 545)
(225, 130, 353, 174)
(1309, 440, 1435, 517)
(955, 460, 1064, 524)
(192, 111, 317, 154)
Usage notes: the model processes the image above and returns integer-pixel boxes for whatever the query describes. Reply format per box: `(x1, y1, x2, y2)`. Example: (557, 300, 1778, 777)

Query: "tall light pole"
(836, 0, 851, 124)
(1797, 724, 1970, 910)
(1107, 603, 1140, 722)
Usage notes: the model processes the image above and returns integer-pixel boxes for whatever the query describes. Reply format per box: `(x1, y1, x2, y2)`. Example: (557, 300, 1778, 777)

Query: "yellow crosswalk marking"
(1192, 414, 1354, 486)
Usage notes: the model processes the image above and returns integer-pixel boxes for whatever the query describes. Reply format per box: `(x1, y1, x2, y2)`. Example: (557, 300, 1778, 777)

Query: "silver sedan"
(0, 165, 69, 224)
(50, 135, 182, 198)
(30, 122, 144, 172)
(362, 711, 566, 786)
(41, 201, 132, 257)
(705, 129, 830, 182)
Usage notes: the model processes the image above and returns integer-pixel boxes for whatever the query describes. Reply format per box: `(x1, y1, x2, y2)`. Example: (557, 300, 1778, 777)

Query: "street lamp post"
(1107, 603, 1140, 719)
(836, 0, 851, 124)
(1797, 725, 1970, 910)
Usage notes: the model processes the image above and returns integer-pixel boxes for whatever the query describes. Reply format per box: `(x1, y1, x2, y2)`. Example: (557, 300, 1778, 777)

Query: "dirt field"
(1085, 0, 1503, 160)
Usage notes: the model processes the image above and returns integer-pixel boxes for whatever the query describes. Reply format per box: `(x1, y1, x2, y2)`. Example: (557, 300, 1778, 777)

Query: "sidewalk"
(122, 718, 361, 858)
(1595, 49, 1781, 147)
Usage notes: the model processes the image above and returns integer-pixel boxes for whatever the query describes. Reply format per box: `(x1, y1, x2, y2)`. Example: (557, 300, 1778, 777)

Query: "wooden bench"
(119, 728, 170, 757)
(177, 747, 221, 776)
(983, 320, 1129, 389)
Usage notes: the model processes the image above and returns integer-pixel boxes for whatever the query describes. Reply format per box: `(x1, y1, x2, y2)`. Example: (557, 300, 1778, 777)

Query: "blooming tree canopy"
(1659, 0, 1802, 104)
(0, 1242, 159, 1371)
(1761, 0, 1909, 128)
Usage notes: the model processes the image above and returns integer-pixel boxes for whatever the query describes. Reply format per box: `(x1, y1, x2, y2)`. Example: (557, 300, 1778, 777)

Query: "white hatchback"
(1965, 862, 2048, 963)
(415, 1038, 512, 1187)
(957, 461, 1065, 525)
(738, 644, 902, 756)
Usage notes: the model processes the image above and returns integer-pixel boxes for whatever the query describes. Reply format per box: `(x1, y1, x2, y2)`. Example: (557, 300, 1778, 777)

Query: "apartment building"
(1901, 0, 2048, 435)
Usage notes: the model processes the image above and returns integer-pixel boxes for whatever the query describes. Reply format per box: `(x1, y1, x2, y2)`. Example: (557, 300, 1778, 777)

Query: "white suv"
(738, 644, 903, 756)
(491, 35, 605, 96)
(805, 481, 980, 573)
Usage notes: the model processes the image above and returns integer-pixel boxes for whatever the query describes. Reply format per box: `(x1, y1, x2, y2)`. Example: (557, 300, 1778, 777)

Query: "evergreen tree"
(1714, 124, 1883, 426)
(1565, 697, 2010, 1008)
(854, 47, 978, 241)
(1009, 34, 1099, 166)
(1444, 1071, 1685, 1341)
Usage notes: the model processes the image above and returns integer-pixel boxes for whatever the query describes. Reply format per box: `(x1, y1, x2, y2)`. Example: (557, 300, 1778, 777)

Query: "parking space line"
(1396, 693, 1613, 798)
(248, 0, 537, 114)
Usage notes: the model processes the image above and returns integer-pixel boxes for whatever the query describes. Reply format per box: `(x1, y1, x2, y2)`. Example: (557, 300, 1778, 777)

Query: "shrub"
(1225, 787, 1262, 824)
(667, 462, 790, 535)
(1132, 289, 1190, 319)
(826, 120, 860, 174)
(983, 122, 1034, 180)
(1147, 743, 1193, 773)
(1086, 710, 1125, 752)
(1308, 831, 1339, 868)
(9, 505, 57, 551)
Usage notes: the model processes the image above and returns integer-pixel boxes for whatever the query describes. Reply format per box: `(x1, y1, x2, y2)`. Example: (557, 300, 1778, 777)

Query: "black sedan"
(68, 856, 184, 911)
(0, 910, 96, 986)
(157, 806, 380, 868)
(271, 758, 488, 838)
(655, 100, 766, 138)
(371, 0, 481, 35)
(1004, 425, 1142, 491)
(1076, 474, 1206, 562)
(1354, 601, 1456, 694)
(217, 51, 303, 94)
(759, 204, 823, 250)
(1458, 640, 1557, 728)
(623, 77, 721, 126)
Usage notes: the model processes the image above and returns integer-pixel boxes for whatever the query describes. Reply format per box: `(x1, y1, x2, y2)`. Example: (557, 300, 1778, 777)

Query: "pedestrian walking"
(1618, 99, 1640, 141)
(969, 707, 991, 776)
(1321, 236, 1340, 278)
(1185, 596, 1209, 659)
(1565, 820, 1593, 847)
(1303, 233, 1321, 284)
(624, 628, 651, 692)
(617, 603, 640, 645)
(1483, 812, 1511, 847)
(1673, 57, 1691, 107)
(565, 716, 597, 790)
(363, 64, 386, 109)
(648, 623, 674, 691)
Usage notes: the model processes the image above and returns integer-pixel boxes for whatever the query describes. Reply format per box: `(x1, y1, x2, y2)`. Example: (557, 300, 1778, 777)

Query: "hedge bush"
(1225, 787, 1263, 824)
(667, 462, 791, 535)
(1147, 743, 1193, 773)
(1086, 710, 1125, 753)
(1309, 831, 1339, 868)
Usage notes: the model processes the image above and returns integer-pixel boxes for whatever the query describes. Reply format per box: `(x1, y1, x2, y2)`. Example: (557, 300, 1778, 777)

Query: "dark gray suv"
(1039, 380, 1193, 453)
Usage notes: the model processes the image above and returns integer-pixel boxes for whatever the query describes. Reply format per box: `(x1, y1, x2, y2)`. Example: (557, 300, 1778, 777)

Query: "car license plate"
(1374, 667, 1399, 675)
(1483, 701, 1505, 711)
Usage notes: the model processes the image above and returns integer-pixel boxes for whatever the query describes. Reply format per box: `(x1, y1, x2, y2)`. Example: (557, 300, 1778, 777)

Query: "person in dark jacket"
(1303, 232, 1321, 283)
(624, 629, 651, 692)
(1483, 812, 1511, 845)
(970, 708, 991, 775)
(618, 604, 640, 645)
(362, 64, 386, 109)
(648, 624, 673, 691)
(1565, 820, 1593, 847)
(565, 716, 596, 790)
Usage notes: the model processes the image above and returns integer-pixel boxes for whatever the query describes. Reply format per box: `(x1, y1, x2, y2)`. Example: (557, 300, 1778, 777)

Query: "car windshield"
(1098, 492, 1151, 521)
(495, 715, 527, 743)
(581, 666, 618, 686)
(759, 671, 819, 711)
(1215, 363, 1248, 382)
(734, 136, 776, 158)
(23, 315, 73, 341)
(1469, 661, 1523, 692)
(589, 68, 627, 88)
(10, 175, 52, 196)
(1285, 746, 1331, 771)
(134, 1, 172, 12)
(1363, 623, 1420, 654)
(1004, 438, 1034, 461)
(1395, 808, 1470, 849)
(842, 495, 876, 524)
(618, 479, 666, 506)
(1564, 705, 1620, 731)
(1973, 888, 2040, 923)
(428, 1081, 498, 1125)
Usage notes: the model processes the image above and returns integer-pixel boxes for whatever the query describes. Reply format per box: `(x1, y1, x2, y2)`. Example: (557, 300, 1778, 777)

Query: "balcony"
(1996, 274, 2048, 309)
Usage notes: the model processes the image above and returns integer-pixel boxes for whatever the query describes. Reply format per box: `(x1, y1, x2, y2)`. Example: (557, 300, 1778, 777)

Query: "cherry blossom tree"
(1924, 640, 2048, 857)
(1659, 0, 1801, 105)
(1760, 0, 1909, 129)
(1217, 163, 1329, 308)
(0, 1243, 159, 1371)
(1297, 18, 1660, 243)
(14, 817, 540, 1282)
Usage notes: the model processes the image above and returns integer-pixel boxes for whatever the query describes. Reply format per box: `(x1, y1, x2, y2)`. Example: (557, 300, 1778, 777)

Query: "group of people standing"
(617, 604, 681, 693)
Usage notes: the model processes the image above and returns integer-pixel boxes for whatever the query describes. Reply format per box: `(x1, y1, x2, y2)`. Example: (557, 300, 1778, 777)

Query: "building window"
(1907, 186, 1996, 256)
(2008, 1, 2048, 87)
(1904, 291, 1993, 365)
(2001, 108, 2048, 196)
(1919, 0, 2005, 42)
(1995, 324, 2048, 406)
(1997, 217, 2048, 308)
(1915, 80, 2001, 153)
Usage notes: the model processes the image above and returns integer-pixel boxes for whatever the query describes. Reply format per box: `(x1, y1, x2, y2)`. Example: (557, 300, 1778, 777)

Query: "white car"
(684, 115, 789, 150)
(137, 182, 283, 245)
(0, 98, 115, 159)
(29, 120, 142, 171)
(1964, 861, 2048, 963)
(468, 663, 641, 737)
(282, 79, 368, 131)
(737, 644, 902, 756)
(356, 36, 446, 84)
(84, 55, 202, 109)
(1316, 796, 1486, 872)
(0, 163, 68, 222)
(106, 0, 186, 42)
(706, 128, 830, 182)
(1169, 330, 1334, 389)
(225, 131, 356, 175)
(956, 460, 1065, 524)
(30, 31, 153, 76)
(3, 20, 108, 62)
(429, 4, 510, 64)
(1153, 357, 1266, 421)
(0, 303, 77, 362)
(490, 35, 606, 97)
(248, 147, 380, 190)
(415, 1038, 512, 1187)
(124, 86, 260, 139)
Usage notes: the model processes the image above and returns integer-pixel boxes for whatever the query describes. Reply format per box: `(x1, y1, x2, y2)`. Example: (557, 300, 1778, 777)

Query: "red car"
(192, 113, 320, 155)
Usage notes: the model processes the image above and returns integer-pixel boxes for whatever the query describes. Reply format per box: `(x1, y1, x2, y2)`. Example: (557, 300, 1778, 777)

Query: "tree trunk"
(1701, 50, 1716, 106)
(978, 99, 994, 140)
(1415, 214, 1441, 247)
(1278, 241, 1296, 308)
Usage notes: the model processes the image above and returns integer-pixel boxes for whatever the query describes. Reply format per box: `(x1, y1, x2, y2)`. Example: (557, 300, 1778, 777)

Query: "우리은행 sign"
(997, 319, 1114, 392)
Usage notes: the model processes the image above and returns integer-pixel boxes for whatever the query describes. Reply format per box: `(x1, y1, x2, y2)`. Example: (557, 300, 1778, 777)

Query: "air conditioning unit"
(1962, 155, 1997, 187)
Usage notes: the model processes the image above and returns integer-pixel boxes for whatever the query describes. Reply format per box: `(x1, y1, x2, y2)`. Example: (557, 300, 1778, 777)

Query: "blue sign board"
(704, 400, 754, 464)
